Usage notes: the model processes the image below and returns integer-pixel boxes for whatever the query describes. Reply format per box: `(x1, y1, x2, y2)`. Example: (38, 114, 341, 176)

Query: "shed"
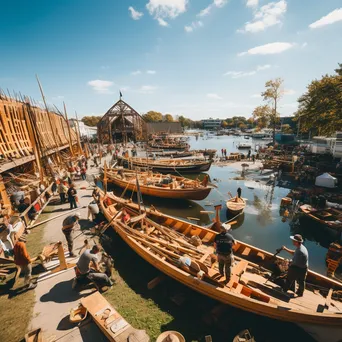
(315, 173, 337, 188)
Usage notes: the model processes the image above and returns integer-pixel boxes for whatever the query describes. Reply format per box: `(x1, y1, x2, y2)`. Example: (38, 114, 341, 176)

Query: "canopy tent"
(315, 173, 337, 188)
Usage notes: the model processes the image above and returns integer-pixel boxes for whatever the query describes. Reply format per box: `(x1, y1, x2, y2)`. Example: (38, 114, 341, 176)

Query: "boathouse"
(97, 99, 147, 144)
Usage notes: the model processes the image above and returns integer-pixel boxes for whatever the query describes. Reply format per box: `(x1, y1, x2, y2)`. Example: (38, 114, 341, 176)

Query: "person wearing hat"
(62, 212, 81, 257)
(282, 234, 309, 297)
(214, 224, 235, 283)
(13, 235, 37, 290)
(156, 331, 185, 342)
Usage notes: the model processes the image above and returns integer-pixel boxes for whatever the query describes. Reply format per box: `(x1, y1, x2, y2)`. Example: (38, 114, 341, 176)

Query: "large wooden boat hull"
(99, 192, 342, 342)
(226, 198, 246, 215)
(149, 144, 189, 151)
(117, 157, 212, 174)
(107, 172, 211, 200)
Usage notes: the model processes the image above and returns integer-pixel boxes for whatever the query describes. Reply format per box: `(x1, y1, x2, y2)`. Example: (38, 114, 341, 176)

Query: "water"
(114, 134, 334, 276)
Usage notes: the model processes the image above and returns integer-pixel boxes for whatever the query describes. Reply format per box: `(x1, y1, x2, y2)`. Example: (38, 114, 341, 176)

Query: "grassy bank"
(0, 209, 52, 342)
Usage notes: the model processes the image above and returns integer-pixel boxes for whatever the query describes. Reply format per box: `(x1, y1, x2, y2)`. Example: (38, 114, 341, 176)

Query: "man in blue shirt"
(282, 234, 309, 297)
(214, 225, 235, 283)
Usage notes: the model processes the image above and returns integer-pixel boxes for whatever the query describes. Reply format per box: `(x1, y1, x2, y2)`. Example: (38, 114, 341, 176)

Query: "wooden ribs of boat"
(117, 156, 212, 174)
(99, 191, 342, 342)
(226, 197, 246, 215)
(299, 204, 342, 231)
(106, 169, 212, 200)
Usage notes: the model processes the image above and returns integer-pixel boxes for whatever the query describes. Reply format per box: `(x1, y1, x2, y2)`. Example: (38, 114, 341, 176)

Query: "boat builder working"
(13, 234, 37, 290)
(214, 225, 235, 284)
(67, 183, 78, 209)
(62, 212, 81, 257)
(281, 234, 308, 297)
(75, 244, 113, 290)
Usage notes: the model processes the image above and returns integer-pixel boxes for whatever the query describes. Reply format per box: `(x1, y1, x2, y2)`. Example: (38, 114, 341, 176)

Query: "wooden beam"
(147, 275, 165, 290)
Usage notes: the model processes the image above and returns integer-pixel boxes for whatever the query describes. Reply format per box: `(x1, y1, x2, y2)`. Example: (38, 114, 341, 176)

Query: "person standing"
(214, 225, 235, 283)
(58, 181, 68, 204)
(80, 166, 87, 181)
(62, 212, 81, 257)
(13, 236, 37, 289)
(67, 183, 78, 209)
(247, 149, 251, 160)
(237, 187, 242, 199)
(282, 234, 308, 297)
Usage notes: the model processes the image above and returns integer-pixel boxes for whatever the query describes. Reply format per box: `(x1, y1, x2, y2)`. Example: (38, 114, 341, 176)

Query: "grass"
(0, 208, 53, 342)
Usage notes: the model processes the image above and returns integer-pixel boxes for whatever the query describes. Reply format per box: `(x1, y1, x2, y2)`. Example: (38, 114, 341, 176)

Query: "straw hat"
(156, 331, 185, 342)
(290, 234, 303, 243)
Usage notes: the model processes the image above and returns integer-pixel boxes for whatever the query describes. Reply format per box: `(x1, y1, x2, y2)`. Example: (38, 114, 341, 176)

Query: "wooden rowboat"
(299, 205, 342, 232)
(106, 169, 212, 200)
(99, 191, 342, 342)
(117, 156, 212, 174)
(226, 197, 246, 215)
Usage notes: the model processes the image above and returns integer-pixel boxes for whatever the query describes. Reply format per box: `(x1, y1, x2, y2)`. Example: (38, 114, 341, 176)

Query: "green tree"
(262, 78, 284, 143)
(142, 111, 163, 122)
(164, 114, 174, 122)
(81, 116, 101, 127)
(221, 120, 228, 128)
(294, 65, 342, 136)
(252, 105, 272, 129)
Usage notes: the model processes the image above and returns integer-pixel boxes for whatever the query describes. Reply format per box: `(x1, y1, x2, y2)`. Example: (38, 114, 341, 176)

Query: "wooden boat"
(237, 143, 252, 149)
(299, 205, 342, 232)
(117, 156, 212, 174)
(150, 151, 194, 159)
(106, 168, 212, 200)
(226, 197, 246, 215)
(99, 191, 342, 342)
(148, 141, 189, 151)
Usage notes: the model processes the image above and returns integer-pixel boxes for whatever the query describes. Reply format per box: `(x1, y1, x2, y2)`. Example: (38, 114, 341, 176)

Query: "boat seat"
(202, 233, 214, 243)
(241, 247, 251, 256)
(256, 252, 265, 260)
(172, 222, 184, 231)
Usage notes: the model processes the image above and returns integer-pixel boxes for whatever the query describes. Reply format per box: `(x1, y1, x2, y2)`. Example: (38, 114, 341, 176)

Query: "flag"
(120, 91, 122, 98)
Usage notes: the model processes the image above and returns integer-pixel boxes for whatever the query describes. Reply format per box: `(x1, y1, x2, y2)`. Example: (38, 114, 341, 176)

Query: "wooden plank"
(147, 275, 165, 290)
(325, 288, 333, 309)
(242, 247, 251, 256)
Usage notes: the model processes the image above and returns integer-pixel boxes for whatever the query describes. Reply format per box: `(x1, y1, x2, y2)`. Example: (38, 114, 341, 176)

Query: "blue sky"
(1, 0, 341, 120)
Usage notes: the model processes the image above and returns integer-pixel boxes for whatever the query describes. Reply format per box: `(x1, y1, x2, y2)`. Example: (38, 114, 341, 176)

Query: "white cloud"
(238, 42, 294, 56)
(184, 21, 203, 32)
(301, 42, 308, 48)
(284, 89, 295, 95)
(131, 70, 142, 76)
(239, 0, 287, 33)
(214, 0, 228, 8)
(207, 93, 223, 100)
(146, 0, 188, 19)
(147, 70, 156, 74)
(197, 5, 212, 17)
(128, 6, 144, 20)
(309, 8, 342, 29)
(139, 85, 157, 94)
(87, 80, 114, 94)
(120, 86, 130, 92)
(246, 0, 258, 8)
(256, 64, 271, 71)
(157, 18, 169, 27)
(224, 64, 271, 78)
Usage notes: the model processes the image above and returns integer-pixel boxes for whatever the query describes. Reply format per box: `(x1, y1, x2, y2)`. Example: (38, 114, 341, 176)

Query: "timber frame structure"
(97, 99, 147, 145)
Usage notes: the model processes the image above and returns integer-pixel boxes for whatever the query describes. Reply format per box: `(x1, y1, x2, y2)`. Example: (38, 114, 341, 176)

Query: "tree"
(221, 120, 228, 128)
(164, 114, 174, 122)
(294, 65, 342, 136)
(252, 105, 272, 129)
(281, 124, 293, 134)
(142, 111, 163, 122)
(262, 78, 284, 144)
(81, 116, 101, 127)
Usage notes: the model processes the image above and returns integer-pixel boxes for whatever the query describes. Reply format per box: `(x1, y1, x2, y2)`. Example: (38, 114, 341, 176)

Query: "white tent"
(315, 172, 337, 188)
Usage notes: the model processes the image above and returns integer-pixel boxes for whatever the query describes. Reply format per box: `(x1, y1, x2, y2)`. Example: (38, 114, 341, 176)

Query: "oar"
(264, 247, 284, 285)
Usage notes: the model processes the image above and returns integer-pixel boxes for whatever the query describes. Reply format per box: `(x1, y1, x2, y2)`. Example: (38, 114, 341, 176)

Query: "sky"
(0, 0, 341, 120)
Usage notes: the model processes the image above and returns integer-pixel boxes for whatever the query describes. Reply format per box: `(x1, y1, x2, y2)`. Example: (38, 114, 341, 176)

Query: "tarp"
(315, 172, 337, 188)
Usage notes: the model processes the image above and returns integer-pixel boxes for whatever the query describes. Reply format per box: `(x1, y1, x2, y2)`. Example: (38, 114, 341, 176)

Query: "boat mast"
(63, 102, 74, 157)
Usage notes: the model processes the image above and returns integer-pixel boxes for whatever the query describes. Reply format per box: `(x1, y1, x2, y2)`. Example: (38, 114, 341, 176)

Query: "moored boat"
(99, 191, 342, 342)
(299, 204, 342, 232)
(237, 143, 252, 149)
(106, 168, 212, 200)
(117, 156, 213, 174)
(226, 197, 246, 215)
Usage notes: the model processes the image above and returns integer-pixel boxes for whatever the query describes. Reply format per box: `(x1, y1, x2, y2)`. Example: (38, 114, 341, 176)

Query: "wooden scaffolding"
(97, 99, 146, 145)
